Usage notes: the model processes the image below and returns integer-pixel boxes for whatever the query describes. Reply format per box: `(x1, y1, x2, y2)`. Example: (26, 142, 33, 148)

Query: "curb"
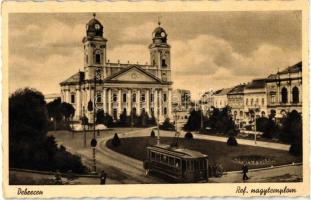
(223, 162, 302, 175)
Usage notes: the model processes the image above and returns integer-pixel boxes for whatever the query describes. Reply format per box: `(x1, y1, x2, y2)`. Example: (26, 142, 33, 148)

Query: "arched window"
(164, 107, 167, 115)
(96, 93, 102, 103)
(113, 94, 117, 102)
(262, 98, 265, 106)
(292, 87, 299, 103)
(251, 99, 253, 106)
(246, 98, 248, 105)
(281, 87, 288, 103)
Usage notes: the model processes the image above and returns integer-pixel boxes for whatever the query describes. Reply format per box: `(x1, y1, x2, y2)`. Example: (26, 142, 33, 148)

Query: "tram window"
(200, 160, 204, 169)
(187, 161, 191, 171)
(151, 152, 155, 160)
(191, 161, 194, 170)
(156, 154, 160, 161)
(169, 157, 174, 165)
(175, 159, 180, 168)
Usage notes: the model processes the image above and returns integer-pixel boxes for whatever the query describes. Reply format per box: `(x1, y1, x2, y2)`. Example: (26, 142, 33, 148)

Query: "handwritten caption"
(17, 188, 43, 196)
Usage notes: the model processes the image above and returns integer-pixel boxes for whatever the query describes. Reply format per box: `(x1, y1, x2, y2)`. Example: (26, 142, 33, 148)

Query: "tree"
(159, 118, 175, 130)
(183, 109, 202, 131)
(9, 88, 86, 173)
(185, 132, 193, 140)
(205, 106, 235, 134)
(96, 110, 113, 127)
(280, 110, 302, 156)
(61, 102, 75, 122)
(111, 133, 121, 147)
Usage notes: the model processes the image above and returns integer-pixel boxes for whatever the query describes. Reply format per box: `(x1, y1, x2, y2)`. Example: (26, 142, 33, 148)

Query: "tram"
(144, 144, 209, 183)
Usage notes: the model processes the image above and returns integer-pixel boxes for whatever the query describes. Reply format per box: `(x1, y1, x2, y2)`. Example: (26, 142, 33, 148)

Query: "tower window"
(132, 93, 136, 103)
(153, 59, 156, 66)
(150, 93, 154, 102)
(161, 59, 167, 67)
(95, 53, 101, 64)
(86, 55, 88, 64)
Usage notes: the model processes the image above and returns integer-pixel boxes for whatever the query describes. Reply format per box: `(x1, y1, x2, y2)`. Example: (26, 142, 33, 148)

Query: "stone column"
(103, 88, 107, 113)
(108, 89, 112, 115)
(66, 90, 70, 103)
(146, 89, 150, 115)
(118, 89, 122, 118)
(76, 89, 81, 119)
(137, 90, 141, 115)
(127, 89, 132, 115)
(154, 89, 158, 119)
(159, 90, 163, 119)
(168, 89, 172, 119)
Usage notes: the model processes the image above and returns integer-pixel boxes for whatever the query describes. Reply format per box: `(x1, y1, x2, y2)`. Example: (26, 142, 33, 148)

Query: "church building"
(60, 14, 173, 123)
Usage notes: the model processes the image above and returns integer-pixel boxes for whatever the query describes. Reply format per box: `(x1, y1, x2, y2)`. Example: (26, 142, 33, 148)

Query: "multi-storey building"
(266, 62, 302, 118)
(227, 84, 246, 126)
(213, 88, 233, 109)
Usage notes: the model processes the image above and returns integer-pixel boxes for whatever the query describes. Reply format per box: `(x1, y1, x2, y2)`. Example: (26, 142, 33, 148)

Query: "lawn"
(106, 136, 302, 172)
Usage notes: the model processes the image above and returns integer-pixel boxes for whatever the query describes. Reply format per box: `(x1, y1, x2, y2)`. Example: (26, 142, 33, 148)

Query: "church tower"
(149, 21, 171, 82)
(82, 13, 107, 80)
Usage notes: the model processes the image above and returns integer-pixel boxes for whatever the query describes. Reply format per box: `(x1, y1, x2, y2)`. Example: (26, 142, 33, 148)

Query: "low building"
(172, 89, 191, 112)
(213, 88, 233, 109)
(200, 90, 214, 116)
(266, 62, 302, 118)
(227, 84, 246, 127)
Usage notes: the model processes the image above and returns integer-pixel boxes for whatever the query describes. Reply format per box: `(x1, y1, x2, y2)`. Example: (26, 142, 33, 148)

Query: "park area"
(106, 136, 302, 172)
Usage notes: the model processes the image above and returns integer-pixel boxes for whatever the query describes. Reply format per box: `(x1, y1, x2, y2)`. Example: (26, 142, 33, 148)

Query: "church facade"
(60, 15, 173, 123)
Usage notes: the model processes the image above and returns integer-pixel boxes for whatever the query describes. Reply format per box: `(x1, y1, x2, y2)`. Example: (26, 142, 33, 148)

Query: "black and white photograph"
(2, 1, 309, 198)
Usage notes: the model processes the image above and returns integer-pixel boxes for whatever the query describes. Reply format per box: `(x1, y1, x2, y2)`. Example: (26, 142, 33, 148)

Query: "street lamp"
(88, 68, 102, 174)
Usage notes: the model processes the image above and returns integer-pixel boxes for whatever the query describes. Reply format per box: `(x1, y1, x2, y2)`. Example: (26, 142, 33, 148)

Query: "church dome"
(152, 22, 167, 43)
(86, 13, 103, 37)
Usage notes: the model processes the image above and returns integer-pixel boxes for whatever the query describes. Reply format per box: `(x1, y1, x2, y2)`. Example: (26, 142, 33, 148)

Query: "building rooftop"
(214, 87, 233, 96)
(227, 84, 246, 95)
(278, 61, 302, 74)
(245, 79, 266, 89)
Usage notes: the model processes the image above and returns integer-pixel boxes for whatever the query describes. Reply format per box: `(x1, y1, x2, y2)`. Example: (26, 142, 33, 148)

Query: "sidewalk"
(209, 165, 302, 183)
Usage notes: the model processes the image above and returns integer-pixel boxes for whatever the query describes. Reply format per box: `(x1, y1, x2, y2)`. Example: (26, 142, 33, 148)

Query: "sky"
(9, 11, 301, 99)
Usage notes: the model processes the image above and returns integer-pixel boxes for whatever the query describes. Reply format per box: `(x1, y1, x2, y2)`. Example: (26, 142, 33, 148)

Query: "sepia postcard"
(2, 0, 310, 198)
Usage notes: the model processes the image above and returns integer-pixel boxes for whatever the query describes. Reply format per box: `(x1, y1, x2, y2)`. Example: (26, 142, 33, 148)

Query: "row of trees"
(9, 88, 86, 173)
(183, 106, 302, 156)
(95, 109, 157, 128)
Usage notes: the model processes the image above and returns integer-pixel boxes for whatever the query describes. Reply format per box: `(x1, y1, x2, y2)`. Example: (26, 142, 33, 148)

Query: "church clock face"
(161, 32, 166, 37)
(95, 24, 100, 30)
(131, 72, 139, 80)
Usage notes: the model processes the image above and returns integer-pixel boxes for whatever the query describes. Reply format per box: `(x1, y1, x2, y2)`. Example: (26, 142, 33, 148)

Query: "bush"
(159, 118, 175, 131)
(111, 133, 121, 147)
(289, 142, 302, 156)
(227, 136, 238, 146)
(150, 130, 155, 137)
(185, 132, 193, 140)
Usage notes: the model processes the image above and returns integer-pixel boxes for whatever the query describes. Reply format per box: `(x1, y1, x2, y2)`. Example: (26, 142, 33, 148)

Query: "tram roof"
(148, 144, 208, 159)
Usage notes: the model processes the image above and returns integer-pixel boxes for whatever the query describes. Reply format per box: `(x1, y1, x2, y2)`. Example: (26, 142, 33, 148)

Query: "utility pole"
(157, 90, 160, 145)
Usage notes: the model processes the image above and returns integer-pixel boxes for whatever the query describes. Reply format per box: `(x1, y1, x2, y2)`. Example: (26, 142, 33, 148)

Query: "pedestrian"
(55, 170, 62, 185)
(100, 170, 107, 184)
(242, 163, 249, 180)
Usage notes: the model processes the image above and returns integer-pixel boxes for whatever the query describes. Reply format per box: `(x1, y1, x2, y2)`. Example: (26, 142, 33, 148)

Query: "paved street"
(51, 127, 301, 184)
